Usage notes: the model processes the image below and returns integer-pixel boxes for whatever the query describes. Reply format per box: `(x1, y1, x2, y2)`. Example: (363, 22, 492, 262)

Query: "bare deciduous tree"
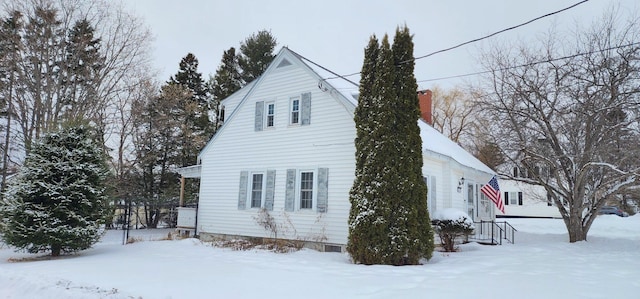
(478, 9, 640, 242)
(430, 85, 477, 145)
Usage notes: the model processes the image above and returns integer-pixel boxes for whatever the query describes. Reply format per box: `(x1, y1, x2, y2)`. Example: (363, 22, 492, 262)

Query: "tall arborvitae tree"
(348, 27, 433, 265)
(0, 124, 109, 257)
(209, 47, 242, 130)
(389, 26, 433, 263)
(347, 35, 383, 264)
(238, 30, 277, 84)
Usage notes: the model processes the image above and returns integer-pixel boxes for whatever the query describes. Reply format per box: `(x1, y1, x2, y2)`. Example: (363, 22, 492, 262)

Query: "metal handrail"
(473, 220, 517, 244)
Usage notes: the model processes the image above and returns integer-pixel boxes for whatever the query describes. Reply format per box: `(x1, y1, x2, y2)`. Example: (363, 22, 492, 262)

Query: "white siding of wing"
(500, 179, 561, 218)
(220, 80, 256, 117)
(197, 65, 356, 245)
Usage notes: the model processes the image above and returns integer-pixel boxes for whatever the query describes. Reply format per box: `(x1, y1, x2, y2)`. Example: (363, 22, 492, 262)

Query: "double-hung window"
(290, 98, 300, 125)
(266, 102, 275, 128)
(250, 173, 264, 208)
(504, 191, 522, 206)
(300, 171, 314, 209)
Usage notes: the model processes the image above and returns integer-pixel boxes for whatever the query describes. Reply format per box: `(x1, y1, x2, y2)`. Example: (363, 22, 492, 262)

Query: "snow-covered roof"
(418, 119, 495, 175)
(298, 53, 494, 175)
(201, 47, 494, 176)
(288, 49, 360, 107)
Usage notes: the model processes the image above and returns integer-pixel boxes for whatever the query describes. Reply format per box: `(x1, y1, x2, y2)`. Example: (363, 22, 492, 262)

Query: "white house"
(183, 48, 496, 251)
(496, 179, 561, 218)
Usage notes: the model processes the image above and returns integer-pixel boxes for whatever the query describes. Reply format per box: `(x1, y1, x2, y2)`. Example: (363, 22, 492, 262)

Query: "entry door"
(467, 183, 475, 221)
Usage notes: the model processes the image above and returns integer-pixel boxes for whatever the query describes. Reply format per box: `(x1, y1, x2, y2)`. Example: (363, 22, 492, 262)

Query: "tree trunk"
(51, 245, 61, 257)
(566, 219, 588, 243)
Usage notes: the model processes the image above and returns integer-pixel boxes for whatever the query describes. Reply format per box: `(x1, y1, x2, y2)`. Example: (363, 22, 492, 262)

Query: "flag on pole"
(481, 176, 504, 214)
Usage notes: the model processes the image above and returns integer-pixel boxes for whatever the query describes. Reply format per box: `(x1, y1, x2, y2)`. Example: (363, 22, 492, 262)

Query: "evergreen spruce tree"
(211, 47, 242, 100)
(0, 124, 109, 257)
(168, 53, 211, 165)
(237, 30, 277, 83)
(348, 27, 433, 265)
(210, 47, 242, 130)
(62, 18, 104, 122)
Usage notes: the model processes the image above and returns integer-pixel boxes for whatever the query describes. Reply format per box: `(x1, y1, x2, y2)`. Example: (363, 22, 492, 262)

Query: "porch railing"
(472, 220, 517, 245)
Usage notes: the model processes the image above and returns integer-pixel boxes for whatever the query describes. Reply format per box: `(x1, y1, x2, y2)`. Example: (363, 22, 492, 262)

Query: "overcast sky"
(122, 0, 638, 90)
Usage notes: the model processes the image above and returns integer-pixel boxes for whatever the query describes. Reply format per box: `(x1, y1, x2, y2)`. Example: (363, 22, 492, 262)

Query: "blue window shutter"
(504, 192, 509, 205)
(317, 168, 329, 213)
(301, 92, 311, 125)
(264, 170, 276, 211)
(255, 101, 264, 131)
(285, 169, 296, 212)
(238, 171, 248, 210)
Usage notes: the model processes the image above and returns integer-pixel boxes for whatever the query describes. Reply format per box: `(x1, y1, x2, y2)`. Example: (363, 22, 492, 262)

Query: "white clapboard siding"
(196, 47, 497, 246)
(198, 50, 356, 244)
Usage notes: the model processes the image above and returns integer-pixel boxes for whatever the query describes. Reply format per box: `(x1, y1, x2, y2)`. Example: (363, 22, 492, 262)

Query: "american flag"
(481, 176, 504, 214)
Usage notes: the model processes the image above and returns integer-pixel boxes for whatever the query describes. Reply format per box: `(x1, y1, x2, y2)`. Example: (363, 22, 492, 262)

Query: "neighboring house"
(181, 48, 496, 251)
(496, 178, 561, 218)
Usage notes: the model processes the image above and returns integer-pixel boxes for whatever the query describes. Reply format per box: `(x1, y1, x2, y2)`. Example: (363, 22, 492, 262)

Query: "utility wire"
(417, 41, 640, 83)
(323, 0, 590, 83)
(408, 0, 590, 63)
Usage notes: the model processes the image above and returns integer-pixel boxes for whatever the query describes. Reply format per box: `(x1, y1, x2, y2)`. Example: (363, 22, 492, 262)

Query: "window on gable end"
(290, 97, 300, 125)
(266, 102, 275, 128)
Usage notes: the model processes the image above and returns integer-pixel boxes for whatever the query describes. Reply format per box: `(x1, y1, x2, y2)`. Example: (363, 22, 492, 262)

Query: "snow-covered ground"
(1, 215, 639, 299)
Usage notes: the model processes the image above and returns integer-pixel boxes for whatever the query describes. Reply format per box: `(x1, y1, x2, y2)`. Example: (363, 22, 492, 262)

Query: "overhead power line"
(417, 41, 640, 84)
(409, 0, 590, 63)
(323, 0, 590, 84)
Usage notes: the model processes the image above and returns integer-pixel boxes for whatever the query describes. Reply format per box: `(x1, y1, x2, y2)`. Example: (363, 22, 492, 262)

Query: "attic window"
(277, 59, 292, 68)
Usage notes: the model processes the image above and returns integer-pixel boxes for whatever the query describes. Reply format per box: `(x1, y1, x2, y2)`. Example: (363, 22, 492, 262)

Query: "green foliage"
(62, 18, 104, 122)
(432, 218, 474, 252)
(130, 84, 188, 227)
(211, 47, 242, 101)
(0, 124, 109, 256)
(348, 27, 434, 265)
(238, 30, 277, 83)
(169, 53, 211, 138)
(209, 47, 242, 131)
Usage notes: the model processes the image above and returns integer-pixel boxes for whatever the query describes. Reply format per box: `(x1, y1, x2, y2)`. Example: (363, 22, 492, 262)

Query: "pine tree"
(0, 124, 109, 257)
(0, 11, 23, 194)
(210, 47, 242, 130)
(168, 53, 211, 164)
(348, 27, 434, 265)
(170, 53, 209, 108)
(211, 47, 242, 100)
(238, 30, 277, 83)
(62, 18, 104, 122)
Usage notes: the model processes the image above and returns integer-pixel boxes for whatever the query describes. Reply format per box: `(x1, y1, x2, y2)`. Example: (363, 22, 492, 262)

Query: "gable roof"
(198, 47, 357, 161)
(418, 120, 495, 175)
(197, 47, 494, 176)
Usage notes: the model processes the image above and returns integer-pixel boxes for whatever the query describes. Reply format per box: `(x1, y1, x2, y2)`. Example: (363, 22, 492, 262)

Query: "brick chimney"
(417, 89, 433, 125)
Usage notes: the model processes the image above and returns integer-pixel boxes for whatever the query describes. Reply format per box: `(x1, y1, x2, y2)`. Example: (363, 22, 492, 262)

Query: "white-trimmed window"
(266, 102, 275, 128)
(504, 191, 522, 206)
(299, 171, 314, 209)
(284, 168, 328, 212)
(290, 97, 300, 125)
(250, 173, 265, 208)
